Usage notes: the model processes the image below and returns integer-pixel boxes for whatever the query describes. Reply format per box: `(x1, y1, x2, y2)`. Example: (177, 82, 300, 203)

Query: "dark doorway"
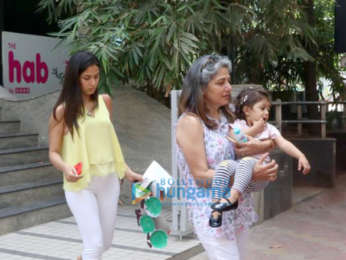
(3, 0, 58, 35)
(335, 0, 346, 53)
(0, 0, 59, 85)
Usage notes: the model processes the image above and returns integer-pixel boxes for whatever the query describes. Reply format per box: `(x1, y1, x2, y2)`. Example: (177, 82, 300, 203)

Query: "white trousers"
(197, 229, 248, 260)
(65, 174, 120, 260)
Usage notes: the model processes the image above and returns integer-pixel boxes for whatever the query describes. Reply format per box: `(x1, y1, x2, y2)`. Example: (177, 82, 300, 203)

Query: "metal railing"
(272, 100, 346, 138)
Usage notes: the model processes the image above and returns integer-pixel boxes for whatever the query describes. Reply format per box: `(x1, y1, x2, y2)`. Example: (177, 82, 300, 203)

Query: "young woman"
(48, 51, 142, 260)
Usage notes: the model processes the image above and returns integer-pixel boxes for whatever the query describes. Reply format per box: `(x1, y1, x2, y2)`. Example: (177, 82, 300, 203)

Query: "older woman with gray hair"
(176, 54, 278, 259)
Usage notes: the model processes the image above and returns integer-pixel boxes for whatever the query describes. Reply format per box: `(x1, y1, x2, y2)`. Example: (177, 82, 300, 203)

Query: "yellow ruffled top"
(61, 95, 126, 191)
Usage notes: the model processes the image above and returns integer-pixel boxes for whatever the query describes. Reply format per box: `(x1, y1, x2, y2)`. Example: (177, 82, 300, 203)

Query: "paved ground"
(1, 174, 346, 260)
(0, 206, 201, 260)
(190, 173, 346, 260)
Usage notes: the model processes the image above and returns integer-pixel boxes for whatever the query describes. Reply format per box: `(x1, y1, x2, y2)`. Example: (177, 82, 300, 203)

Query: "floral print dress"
(176, 113, 258, 240)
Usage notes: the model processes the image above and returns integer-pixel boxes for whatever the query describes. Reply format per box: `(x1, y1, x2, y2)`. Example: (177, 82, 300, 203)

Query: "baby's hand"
(246, 135, 254, 141)
(252, 119, 266, 133)
(227, 129, 236, 142)
(227, 131, 253, 143)
(298, 155, 311, 175)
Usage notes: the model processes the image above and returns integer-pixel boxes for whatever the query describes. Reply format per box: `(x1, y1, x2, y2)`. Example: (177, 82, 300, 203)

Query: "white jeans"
(65, 174, 120, 260)
(197, 229, 248, 260)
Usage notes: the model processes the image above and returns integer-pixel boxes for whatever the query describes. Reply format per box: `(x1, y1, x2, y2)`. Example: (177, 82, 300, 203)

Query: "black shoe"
(211, 198, 238, 212)
(209, 210, 222, 228)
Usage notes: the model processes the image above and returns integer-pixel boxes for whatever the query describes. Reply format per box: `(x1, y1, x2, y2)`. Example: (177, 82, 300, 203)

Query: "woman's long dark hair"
(53, 51, 100, 137)
(179, 54, 234, 129)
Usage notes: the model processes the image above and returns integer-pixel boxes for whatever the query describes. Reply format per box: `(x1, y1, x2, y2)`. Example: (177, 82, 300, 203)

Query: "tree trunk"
(303, 0, 319, 103)
(302, 0, 320, 135)
(303, 61, 319, 104)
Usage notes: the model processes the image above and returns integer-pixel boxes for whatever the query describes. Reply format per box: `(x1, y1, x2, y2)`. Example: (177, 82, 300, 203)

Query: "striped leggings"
(212, 157, 268, 200)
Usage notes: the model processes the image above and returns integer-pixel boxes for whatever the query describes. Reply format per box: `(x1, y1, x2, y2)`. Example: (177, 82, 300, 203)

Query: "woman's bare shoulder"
(101, 94, 112, 116)
(176, 114, 204, 140)
(52, 104, 65, 122)
(177, 113, 202, 129)
(101, 94, 112, 104)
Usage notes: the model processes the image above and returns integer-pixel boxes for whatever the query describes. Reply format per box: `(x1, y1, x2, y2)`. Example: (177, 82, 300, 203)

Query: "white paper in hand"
(140, 161, 174, 193)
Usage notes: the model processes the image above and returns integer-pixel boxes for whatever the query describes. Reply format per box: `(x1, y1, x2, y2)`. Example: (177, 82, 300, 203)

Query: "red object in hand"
(74, 162, 82, 175)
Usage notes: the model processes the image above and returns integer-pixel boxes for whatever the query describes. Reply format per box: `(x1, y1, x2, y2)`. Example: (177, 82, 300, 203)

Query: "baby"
(209, 86, 311, 227)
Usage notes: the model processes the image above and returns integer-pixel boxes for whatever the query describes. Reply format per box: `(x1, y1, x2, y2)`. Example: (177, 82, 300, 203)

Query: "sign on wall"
(1, 31, 69, 100)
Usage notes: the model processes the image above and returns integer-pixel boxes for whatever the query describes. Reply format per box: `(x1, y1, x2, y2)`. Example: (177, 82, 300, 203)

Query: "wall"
(327, 132, 346, 171)
(252, 150, 293, 223)
(0, 91, 58, 144)
(0, 88, 171, 203)
(291, 138, 336, 187)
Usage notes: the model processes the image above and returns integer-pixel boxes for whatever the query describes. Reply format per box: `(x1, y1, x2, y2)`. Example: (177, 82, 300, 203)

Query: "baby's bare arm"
(274, 136, 311, 174)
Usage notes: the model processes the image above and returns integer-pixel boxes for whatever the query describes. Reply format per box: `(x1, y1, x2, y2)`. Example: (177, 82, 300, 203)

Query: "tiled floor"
(192, 174, 346, 260)
(3, 177, 342, 260)
(0, 205, 201, 260)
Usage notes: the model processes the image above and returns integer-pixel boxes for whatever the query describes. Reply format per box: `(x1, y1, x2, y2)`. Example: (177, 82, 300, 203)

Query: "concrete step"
(0, 162, 60, 187)
(0, 132, 38, 149)
(0, 196, 71, 235)
(0, 146, 48, 167)
(0, 177, 63, 209)
(0, 120, 20, 134)
(0, 108, 70, 236)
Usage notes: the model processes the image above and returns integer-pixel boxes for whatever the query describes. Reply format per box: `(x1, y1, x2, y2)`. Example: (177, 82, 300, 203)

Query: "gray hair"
(200, 55, 232, 87)
(179, 54, 234, 129)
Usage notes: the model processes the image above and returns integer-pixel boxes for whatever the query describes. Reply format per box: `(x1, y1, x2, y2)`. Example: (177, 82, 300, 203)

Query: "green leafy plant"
(38, 0, 344, 103)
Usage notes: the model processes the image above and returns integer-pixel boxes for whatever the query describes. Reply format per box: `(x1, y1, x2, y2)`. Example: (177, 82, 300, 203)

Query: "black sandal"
(211, 198, 238, 212)
(209, 210, 222, 228)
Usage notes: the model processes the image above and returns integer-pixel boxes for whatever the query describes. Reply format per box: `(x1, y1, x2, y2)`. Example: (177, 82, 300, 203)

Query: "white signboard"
(1, 31, 69, 100)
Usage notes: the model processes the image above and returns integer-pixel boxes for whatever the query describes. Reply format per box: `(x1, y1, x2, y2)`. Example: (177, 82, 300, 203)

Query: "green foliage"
(232, 0, 315, 88)
(312, 0, 345, 99)
(37, 0, 78, 24)
(38, 0, 344, 100)
(39, 0, 204, 95)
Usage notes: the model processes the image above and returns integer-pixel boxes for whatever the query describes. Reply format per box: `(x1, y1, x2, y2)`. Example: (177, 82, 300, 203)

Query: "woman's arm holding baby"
(234, 138, 274, 158)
